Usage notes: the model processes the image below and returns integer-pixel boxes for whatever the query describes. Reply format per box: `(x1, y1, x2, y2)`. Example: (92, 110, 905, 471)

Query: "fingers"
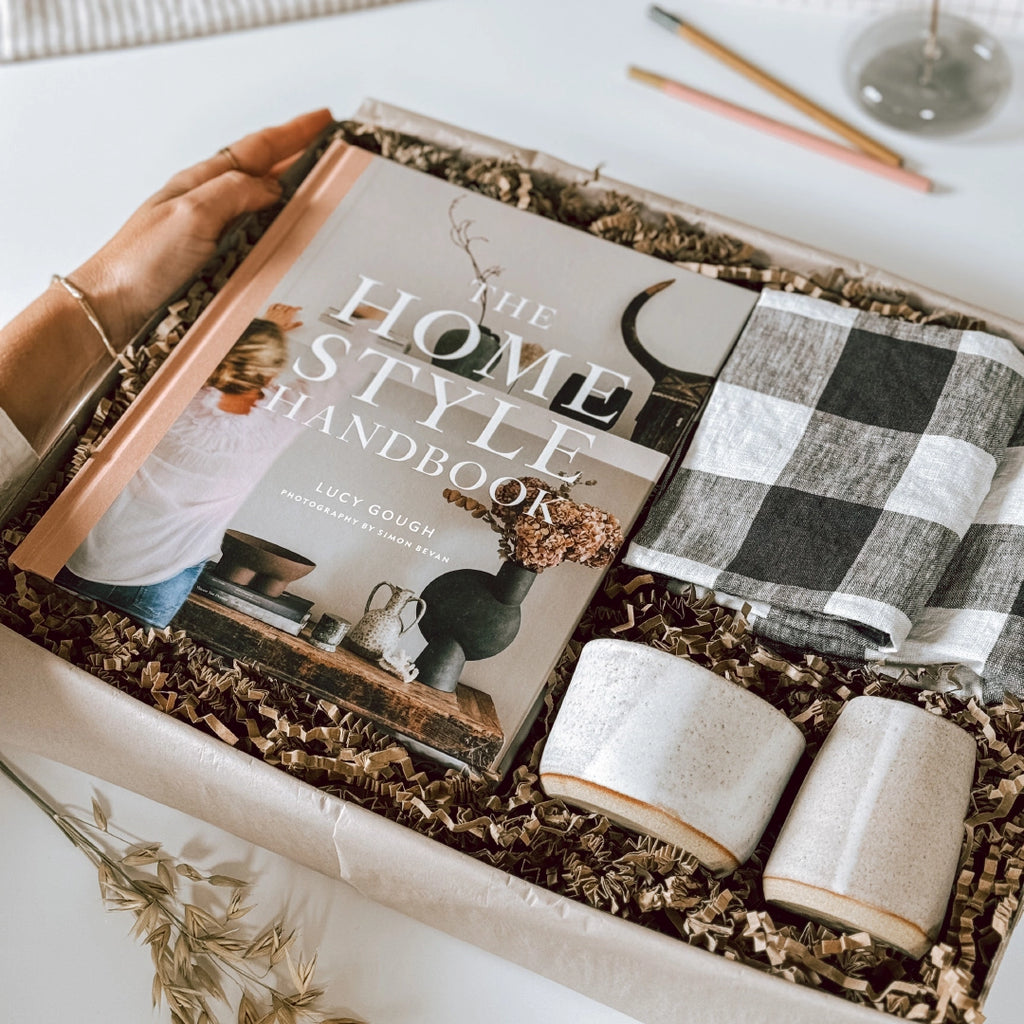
(228, 108, 335, 176)
(267, 303, 302, 319)
(156, 108, 335, 199)
(171, 171, 285, 243)
(264, 303, 304, 330)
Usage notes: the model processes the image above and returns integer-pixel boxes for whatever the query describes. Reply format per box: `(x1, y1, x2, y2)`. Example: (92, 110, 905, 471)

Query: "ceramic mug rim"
(580, 637, 804, 744)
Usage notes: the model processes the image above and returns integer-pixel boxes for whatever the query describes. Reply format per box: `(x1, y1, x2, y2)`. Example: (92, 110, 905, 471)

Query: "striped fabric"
(0, 0, 414, 61)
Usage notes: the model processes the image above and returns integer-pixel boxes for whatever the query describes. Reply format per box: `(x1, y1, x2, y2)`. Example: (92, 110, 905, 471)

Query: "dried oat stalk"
(0, 757, 360, 1024)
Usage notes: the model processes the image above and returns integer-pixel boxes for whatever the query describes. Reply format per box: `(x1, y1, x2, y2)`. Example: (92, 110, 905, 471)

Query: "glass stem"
(921, 0, 941, 86)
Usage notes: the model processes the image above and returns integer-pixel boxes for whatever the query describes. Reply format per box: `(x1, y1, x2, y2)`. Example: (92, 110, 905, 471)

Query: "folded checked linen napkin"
(894, 412, 1024, 699)
(626, 290, 1024, 697)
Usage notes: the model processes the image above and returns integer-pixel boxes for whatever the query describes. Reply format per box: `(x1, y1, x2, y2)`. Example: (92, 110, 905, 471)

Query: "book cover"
(11, 139, 757, 773)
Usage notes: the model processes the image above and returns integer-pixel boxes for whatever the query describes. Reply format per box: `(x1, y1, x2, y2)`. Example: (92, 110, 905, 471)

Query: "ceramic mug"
(539, 638, 805, 874)
(763, 695, 976, 958)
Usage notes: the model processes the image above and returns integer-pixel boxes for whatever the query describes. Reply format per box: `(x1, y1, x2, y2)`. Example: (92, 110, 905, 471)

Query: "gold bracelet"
(50, 273, 120, 361)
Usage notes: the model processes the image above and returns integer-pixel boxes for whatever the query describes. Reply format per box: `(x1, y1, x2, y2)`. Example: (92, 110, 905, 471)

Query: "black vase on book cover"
(431, 325, 501, 381)
(415, 559, 537, 692)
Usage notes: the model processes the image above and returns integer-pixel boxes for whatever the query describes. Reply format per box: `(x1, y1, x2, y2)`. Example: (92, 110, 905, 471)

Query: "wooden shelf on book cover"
(173, 593, 504, 769)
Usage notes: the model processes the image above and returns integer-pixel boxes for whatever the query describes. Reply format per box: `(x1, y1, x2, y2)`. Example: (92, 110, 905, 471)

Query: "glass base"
(845, 11, 1012, 136)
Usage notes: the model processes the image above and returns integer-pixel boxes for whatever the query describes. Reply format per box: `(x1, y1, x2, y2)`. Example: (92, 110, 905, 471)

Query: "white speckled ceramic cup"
(538, 638, 805, 874)
(763, 695, 976, 958)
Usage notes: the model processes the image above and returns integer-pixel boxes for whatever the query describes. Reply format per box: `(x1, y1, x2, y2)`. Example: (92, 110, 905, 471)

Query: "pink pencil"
(628, 66, 933, 194)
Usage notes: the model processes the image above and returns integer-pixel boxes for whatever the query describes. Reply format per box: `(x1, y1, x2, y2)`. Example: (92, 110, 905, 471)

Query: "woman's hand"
(69, 108, 334, 350)
(0, 109, 333, 454)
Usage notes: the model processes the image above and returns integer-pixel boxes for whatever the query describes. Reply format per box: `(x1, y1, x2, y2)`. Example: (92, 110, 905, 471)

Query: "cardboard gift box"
(3, 99, 1023, 1024)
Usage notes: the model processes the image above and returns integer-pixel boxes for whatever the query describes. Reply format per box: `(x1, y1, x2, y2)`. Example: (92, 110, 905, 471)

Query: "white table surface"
(1, 1, 1023, 1021)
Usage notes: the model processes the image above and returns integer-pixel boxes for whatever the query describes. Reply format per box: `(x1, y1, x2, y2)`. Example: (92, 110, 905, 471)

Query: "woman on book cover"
(54, 304, 315, 628)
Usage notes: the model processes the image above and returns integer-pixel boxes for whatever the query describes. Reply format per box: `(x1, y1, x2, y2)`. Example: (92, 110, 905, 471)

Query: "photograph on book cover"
(11, 139, 757, 773)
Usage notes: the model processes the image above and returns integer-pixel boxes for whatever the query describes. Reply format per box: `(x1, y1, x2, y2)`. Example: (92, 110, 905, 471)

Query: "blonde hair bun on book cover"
(207, 318, 287, 394)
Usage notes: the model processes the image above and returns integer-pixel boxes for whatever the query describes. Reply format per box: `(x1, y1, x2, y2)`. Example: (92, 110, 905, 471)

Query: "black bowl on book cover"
(213, 530, 316, 598)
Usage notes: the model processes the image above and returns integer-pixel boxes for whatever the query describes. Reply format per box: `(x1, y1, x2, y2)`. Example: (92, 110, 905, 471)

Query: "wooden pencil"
(647, 4, 905, 168)
(629, 66, 932, 193)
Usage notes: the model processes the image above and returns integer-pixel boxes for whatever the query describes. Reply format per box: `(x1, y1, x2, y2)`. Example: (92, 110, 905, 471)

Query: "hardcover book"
(11, 139, 757, 773)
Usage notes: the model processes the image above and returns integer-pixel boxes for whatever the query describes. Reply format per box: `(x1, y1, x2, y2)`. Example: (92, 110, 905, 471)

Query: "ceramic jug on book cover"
(344, 582, 426, 662)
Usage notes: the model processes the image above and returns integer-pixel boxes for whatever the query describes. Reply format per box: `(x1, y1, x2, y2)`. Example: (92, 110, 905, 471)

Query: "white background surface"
(1, 1, 1023, 1021)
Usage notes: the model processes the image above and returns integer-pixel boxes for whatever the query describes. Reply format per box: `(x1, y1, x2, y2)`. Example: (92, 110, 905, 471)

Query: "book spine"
(11, 142, 374, 580)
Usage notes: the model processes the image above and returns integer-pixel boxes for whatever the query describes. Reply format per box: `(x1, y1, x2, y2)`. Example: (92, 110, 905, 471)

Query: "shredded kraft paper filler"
(3, 103, 1024, 1024)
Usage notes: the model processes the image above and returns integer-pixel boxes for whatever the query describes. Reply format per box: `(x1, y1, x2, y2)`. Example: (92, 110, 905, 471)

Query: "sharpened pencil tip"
(648, 5, 683, 32)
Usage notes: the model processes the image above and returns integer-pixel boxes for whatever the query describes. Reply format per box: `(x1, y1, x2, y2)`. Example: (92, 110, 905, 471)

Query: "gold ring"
(218, 145, 241, 171)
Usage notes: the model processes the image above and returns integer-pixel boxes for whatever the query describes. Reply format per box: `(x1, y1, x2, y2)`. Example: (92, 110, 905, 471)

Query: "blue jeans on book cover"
(54, 561, 207, 629)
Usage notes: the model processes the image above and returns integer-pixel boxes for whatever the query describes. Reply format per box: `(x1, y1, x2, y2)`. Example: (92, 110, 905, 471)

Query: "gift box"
(3, 98, 1024, 1024)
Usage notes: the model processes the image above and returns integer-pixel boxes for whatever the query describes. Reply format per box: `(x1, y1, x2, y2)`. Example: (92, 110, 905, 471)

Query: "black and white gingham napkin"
(891, 410, 1024, 700)
(626, 291, 1024, 683)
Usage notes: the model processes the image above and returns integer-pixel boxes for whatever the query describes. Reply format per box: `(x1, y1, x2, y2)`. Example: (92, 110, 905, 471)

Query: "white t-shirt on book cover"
(65, 385, 309, 587)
